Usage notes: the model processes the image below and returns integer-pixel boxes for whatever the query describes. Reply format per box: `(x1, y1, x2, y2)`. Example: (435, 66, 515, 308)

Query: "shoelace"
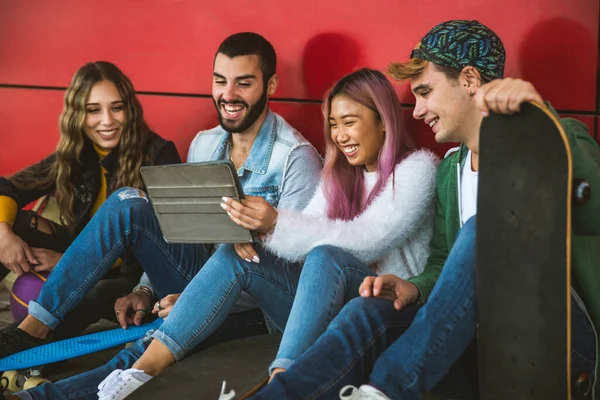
(339, 385, 360, 400)
(97, 369, 124, 393)
(218, 381, 236, 400)
(100, 369, 146, 398)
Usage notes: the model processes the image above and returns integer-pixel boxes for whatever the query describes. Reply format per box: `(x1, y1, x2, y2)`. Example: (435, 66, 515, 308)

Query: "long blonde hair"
(9, 61, 151, 230)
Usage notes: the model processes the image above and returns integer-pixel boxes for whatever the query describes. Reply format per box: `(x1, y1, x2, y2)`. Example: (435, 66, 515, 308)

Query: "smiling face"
(410, 63, 475, 144)
(212, 53, 275, 134)
(329, 94, 385, 172)
(83, 80, 125, 151)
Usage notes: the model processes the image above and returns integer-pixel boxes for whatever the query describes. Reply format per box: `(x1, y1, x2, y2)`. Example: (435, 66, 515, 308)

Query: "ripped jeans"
(28, 187, 214, 330)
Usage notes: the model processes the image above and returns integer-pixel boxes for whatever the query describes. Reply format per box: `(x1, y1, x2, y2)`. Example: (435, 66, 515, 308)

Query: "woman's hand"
(220, 196, 278, 234)
(152, 293, 181, 319)
(31, 248, 62, 272)
(234, 243, 261, 263)
(0, 222, 37, 276)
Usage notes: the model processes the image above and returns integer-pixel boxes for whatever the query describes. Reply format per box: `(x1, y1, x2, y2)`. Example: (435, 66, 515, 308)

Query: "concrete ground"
(0, 286, 443, 399)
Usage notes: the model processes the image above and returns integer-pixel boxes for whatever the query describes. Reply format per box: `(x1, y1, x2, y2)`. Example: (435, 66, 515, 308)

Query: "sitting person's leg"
(11, 334, 151, 400)
(10, 310, 269, 400)
(0, 188, 210, 356)
(128, 244, 302, 376)
(1, 209, 143, 340)
(270, 245, 376, 375)
(367, 228, 597, 400)
(360, 217, 477, 400)
(252, 216, 477, 400)
(252, 297, 418, 400)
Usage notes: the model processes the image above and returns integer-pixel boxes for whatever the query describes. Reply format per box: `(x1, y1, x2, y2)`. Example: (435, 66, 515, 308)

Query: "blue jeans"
(153, 244, 373, 364)
(28, 187, 212, 329)
(253, 217, 597, 400)
(16, 309, 267, 400)
(19, 243, 374, 398)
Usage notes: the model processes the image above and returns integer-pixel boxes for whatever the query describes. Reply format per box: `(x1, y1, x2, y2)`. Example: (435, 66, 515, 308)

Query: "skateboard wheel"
(573, 179, 591, 205)
(2, 370, 23, 392)
(23, 376, 49, 390)
(574, 372, 590, 395)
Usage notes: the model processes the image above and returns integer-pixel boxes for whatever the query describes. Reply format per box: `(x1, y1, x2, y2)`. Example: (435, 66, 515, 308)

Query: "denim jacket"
(136, 110, 322, 297)
(187, 110, 322, 212)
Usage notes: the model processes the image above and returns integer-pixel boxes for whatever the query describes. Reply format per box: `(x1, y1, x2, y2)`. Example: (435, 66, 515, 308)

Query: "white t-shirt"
(460, 150, 479, 225)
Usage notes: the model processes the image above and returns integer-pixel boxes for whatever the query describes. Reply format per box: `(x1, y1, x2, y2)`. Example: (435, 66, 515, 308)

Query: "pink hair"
(322, 68, 414, 220)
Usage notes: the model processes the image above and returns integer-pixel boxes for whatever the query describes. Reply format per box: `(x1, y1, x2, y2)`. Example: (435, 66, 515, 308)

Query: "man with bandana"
(245, 20, 600, 400)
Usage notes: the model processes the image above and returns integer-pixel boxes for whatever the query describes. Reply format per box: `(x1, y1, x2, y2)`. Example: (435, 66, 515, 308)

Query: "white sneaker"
(217, 381, 237, 400)
(339, 384, 391, 400)
(97, 368, 152, 400)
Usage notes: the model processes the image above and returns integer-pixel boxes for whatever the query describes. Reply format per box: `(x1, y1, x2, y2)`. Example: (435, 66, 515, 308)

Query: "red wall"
(1, 0, 598, 175)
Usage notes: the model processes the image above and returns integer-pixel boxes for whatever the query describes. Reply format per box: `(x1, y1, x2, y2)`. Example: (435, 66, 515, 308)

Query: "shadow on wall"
(302, 33, 366, 100)
(275, 33, 365, 153)
(518, 17, 596, 112)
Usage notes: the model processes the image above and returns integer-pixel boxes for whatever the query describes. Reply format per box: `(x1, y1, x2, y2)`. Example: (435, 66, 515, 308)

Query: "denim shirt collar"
(210, 110, 277, 176)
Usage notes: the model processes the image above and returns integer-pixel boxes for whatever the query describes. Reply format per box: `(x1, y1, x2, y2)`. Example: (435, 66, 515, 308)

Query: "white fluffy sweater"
(264, 150, 439, 278)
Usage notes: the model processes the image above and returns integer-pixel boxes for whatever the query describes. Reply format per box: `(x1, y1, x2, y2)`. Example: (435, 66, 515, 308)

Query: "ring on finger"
(156, 300, 164, 311)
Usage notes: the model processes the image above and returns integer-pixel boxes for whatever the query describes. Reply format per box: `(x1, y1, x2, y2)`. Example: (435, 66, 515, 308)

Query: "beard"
(214, 88, 269, 134)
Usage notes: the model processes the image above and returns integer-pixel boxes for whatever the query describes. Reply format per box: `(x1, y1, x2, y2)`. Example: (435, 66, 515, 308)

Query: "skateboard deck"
(128, 333, 281, 399)
(0, 318, 163, 372)
(477, 102, 572, 399)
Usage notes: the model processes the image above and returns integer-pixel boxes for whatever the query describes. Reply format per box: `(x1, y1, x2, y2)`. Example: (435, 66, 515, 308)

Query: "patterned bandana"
(411, 20, 506, 79)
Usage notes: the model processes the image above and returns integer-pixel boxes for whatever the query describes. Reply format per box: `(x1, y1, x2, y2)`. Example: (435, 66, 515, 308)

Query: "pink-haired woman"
(96, 68, 438, 398)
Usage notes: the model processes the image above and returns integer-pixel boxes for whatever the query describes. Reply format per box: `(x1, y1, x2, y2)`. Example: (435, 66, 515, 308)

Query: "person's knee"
(209, 244, 249, 275)
(327, 296, 376, 331)
(458, 216, 477, 242)
(344, 296, 372, 312)
(110, 187, 152, 215)
(464, 215, 476, 230)
(338, 296, 376, 322)
(305, 245, 356, 269)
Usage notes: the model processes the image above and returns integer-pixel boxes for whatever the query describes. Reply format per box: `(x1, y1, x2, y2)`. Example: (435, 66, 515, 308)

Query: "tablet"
(140, 161, 255, 244)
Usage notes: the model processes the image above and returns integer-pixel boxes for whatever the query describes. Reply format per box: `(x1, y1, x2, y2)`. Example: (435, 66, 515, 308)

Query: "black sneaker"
(0, 327, 47, 358)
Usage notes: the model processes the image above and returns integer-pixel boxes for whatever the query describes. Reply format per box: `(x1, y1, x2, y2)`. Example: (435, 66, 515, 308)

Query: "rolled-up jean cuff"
(14, 390, 34, 400)
(268, 358, 294, 375)
(150, 329, 186, 361)
(28, 301, 60, 330)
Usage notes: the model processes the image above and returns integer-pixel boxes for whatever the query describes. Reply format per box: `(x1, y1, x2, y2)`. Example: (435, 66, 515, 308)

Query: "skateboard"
(476, 102, 590, 399)
(127, 333, 281, 399)
(0, 318, 163, 392)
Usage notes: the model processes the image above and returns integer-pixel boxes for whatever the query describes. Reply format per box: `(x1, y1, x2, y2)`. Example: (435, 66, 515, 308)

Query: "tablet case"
(140, 161, 255, 244)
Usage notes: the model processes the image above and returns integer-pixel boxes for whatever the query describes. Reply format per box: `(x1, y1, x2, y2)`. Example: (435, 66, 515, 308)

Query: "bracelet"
(133, 285, 154, 302)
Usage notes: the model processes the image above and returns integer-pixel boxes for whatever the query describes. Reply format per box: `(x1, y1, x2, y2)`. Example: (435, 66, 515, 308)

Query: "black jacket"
(0, 131, 181, 235)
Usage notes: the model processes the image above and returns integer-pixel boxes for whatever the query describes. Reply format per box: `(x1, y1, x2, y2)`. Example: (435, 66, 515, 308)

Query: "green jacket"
(408, 108, 600, 342)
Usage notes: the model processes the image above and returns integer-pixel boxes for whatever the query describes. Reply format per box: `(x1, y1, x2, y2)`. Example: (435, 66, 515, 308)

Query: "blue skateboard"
(0, 318, 163, 392)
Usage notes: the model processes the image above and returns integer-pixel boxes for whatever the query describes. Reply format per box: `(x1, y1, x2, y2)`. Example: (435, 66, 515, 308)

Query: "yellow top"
(90, 144, 110, 217)
(91, 144, 122, 268)
(1, 145, 122, 268)
(0, 196, 17, 226)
